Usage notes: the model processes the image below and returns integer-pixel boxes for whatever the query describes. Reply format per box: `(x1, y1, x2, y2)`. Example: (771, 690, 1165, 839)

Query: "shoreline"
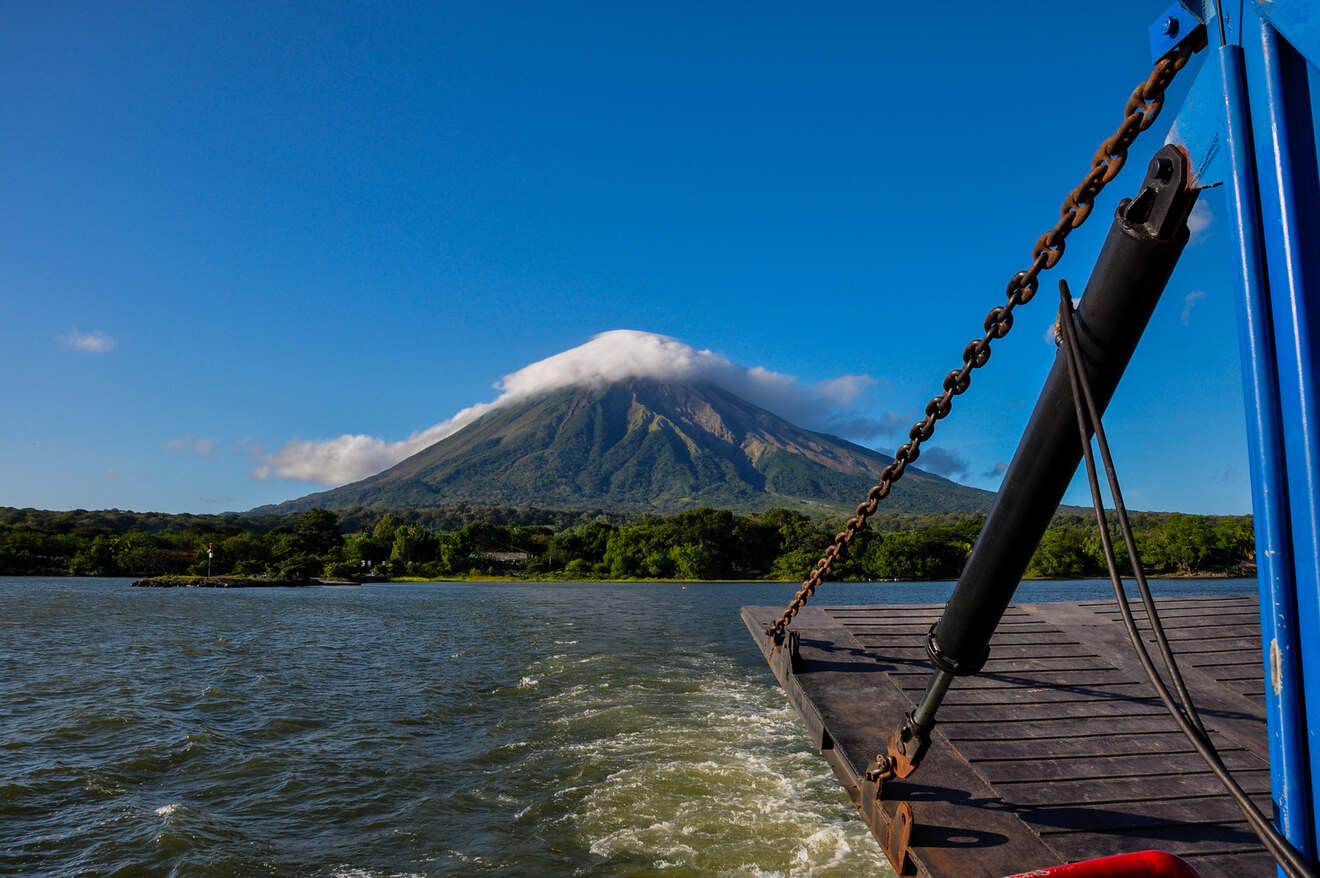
(131, 575, 359, 588)
(385, 571, 1244, 584)
(12, 572, 1245, 586)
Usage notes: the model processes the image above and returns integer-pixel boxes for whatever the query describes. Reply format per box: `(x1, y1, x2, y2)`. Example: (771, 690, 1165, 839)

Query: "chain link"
(769, 41, 1200, 636)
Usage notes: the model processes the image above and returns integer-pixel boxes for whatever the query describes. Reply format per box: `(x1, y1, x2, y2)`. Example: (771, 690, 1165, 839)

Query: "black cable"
(1058, 282, 1312, 876)
(1057, 279, 1206, 738)
(1057, 281, 1317, 878)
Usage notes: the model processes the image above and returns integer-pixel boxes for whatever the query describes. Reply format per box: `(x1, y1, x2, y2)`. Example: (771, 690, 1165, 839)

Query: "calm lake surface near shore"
(1, 576, 1257, 877)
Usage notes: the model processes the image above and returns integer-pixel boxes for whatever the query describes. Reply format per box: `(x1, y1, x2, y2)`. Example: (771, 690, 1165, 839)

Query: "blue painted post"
(1218, 33, 1313, 864)
(1242, 7, 1320, 854)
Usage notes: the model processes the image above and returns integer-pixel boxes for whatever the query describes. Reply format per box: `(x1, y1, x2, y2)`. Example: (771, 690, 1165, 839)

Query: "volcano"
(262, 379, 995, 515)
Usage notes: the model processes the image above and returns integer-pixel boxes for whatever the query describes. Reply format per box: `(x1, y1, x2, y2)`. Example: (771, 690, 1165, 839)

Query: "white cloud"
(162, 436, 222, 459)
(1181, 290, 1207, 326)
(60, 328, 117, 353)
(257, 329, 881, 486)
(1187, 200, 1213, 245)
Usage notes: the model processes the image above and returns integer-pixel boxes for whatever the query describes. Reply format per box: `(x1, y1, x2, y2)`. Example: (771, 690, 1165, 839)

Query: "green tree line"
(0, 505, 1256, 581)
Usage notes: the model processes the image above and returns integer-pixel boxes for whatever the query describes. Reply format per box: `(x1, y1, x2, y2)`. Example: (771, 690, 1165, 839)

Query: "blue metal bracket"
(1149, 1, 1207, 62)
(1165, 48, 1227, 186)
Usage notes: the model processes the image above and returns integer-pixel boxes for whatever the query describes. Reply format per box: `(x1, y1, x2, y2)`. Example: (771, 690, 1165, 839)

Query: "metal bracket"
(865, 752, 893, 784)
(886, 712, 932, 778)
(1149, 1, 1207, 63)
(787, 629, 803, 673)
(764, 626, 806, 673)
(864, 710, 934, 784)
(883, 801, 915, 875)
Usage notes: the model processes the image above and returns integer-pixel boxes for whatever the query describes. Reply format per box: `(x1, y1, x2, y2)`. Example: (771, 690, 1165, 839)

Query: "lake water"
(0, 576, 1257, 877)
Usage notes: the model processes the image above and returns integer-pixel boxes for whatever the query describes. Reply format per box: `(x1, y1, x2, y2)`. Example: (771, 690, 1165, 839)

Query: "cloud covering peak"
(256, 330, 880, 486)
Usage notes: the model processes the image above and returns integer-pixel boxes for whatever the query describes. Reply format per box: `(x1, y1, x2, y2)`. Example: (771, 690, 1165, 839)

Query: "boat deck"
(741, 595, 1275, 878)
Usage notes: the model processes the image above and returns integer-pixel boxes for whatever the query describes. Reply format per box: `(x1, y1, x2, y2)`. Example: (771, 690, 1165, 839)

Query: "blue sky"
(2, 1, 1251, 514)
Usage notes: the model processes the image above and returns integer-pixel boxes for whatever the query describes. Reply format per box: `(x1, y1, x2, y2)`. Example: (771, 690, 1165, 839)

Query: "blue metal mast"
(1166, 0, 1320, 869)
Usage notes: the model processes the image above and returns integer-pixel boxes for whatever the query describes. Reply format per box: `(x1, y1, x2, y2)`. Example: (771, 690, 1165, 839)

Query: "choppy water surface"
(1, 577, 1254, 876)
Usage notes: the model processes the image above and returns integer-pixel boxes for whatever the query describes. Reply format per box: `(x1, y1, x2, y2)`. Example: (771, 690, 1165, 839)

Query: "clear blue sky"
(2, 1, 1251, 514)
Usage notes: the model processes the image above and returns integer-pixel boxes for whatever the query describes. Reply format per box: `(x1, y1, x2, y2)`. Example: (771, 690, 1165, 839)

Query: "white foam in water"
(560, 671, 894, 877)
(153, 803, 181, 817)
(439, 850, 489, 866)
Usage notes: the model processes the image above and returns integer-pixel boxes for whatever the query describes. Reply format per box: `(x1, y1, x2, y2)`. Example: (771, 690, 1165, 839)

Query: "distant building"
(476, 550, 531, 564)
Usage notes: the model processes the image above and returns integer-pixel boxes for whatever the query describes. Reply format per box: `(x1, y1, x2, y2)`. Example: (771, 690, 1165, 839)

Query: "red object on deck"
(1004, 850, 1202, 878)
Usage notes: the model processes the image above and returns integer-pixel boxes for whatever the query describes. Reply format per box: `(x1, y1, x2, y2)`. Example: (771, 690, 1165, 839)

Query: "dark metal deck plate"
(741, 596, 1275, 878)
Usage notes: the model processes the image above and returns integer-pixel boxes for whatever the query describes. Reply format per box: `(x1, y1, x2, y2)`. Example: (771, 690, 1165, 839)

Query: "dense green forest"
(0, 505, 1256, 582)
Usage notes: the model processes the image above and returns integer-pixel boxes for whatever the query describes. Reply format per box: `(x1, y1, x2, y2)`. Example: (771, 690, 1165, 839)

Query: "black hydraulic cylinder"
(925, 145, 1199, 677)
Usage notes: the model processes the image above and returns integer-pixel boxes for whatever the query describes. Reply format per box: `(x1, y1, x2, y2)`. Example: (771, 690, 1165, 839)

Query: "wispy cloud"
(256, 329, 883, 486)
(162, 436, 222, 459)
(822, 411, 910, 440)
(913, 445, 969, 479)
(1181, 290, 1206, 326)
(1187, 200, 1213, 245)
(234, 437, 265, 459)
(60, 328, 118, 353)
(983, 460, 1008, 479)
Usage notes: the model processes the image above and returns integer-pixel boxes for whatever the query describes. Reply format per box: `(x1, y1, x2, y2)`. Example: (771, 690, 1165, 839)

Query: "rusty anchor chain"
(769, 38, 1203, 637)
